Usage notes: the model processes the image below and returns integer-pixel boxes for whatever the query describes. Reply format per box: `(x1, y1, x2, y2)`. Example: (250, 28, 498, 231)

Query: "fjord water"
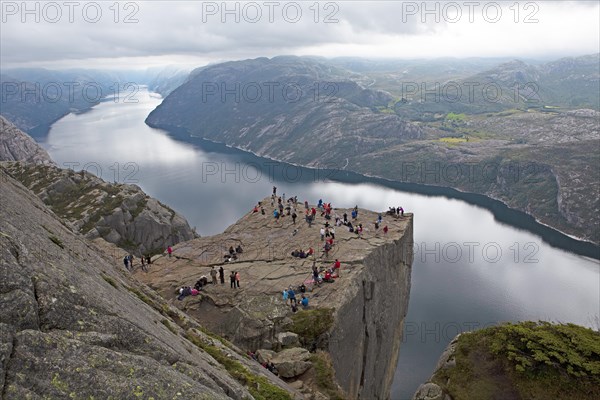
(45, 89, 600, 400)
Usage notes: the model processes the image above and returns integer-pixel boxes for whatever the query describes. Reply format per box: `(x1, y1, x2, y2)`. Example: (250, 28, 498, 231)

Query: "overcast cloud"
(0, 1, 598, 69)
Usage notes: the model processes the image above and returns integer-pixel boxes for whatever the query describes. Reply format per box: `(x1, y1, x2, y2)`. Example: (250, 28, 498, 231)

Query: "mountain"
(0, 69, 121, 138)
(0, 167, 299, 399)
(0, 116, 55, 165)
(145, 55, 600, 245)
(146, 65, 191, 97)
(146, 56, 423, 165)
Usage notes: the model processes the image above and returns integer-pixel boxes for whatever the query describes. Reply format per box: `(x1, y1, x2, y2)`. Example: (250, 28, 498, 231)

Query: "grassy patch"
(309, 351, 346, 400)
(161, 319, 178, 334)
(438, 137, 468, 144)
(125, 286, 154, 308)
(48, 235, 64, 249)
(434, 322, 600, 400)
(101, 275, 118, 289)
(289, 308, 335, 344)
(185, 331, 292, 400)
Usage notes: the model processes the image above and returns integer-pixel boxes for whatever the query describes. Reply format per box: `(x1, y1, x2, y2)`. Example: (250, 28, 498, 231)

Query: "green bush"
(289, 308, 335, 343)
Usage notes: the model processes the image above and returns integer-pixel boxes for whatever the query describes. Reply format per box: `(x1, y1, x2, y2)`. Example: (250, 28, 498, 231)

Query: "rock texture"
(1, 162, 197, 254)
(135, 197, 414, 399)
(0, 116, 55, 165)
(0, 169, 299, 399)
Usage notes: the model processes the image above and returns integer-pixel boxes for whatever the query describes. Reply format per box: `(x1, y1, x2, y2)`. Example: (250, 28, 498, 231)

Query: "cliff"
(135, 197, 414, 399)
(0, 169, 300, 399)
(413, 322, 600, 400)
(0, 116, 55, 165)
(1, 162, 197, 255)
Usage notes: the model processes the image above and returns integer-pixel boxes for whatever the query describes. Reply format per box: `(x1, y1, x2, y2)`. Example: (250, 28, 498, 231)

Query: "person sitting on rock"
(323, 270, 334, 283)
(229, 246, 235, 255)
(177, 286, 192, 301)
(301, 294, 309, 309)
(194, 279, 203, 291)
(235, 245, 243, 254)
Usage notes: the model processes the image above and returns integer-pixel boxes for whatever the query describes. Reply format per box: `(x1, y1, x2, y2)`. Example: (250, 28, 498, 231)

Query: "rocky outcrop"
(0, 169, 299, 399)
(135, 197, 414, 398)
(1, 162, 197, 254)
(271, 347, 312, 378)
(328, 221, 413, 400)
(0, 116, 55, 165)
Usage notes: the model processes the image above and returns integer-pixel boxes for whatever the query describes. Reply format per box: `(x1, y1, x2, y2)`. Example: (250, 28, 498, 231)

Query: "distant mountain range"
(0, 66, 190, 138)
(145, 54, 600, 245)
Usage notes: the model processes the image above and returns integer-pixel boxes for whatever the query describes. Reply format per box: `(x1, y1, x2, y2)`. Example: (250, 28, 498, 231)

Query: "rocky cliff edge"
(135, 197, 414, 399)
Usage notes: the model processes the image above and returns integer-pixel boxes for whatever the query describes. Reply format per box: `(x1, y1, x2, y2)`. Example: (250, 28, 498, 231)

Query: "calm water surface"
(45, 89, 600, 400)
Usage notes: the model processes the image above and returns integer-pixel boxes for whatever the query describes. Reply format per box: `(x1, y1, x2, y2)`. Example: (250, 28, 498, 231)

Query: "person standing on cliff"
(210, 266, 218, 285)
(230, 271, 236, 288)
(235, 271, 241, 288)
(167, 246, 173, 258)
(219, 266, 225, 284)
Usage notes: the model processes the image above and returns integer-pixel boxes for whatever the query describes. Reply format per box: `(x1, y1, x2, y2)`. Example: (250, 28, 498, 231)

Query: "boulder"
(271, 347, 312, 378)
(413, 382, 451, 400)
(256, 349, 275, 364)
(277, 331, 300, 348)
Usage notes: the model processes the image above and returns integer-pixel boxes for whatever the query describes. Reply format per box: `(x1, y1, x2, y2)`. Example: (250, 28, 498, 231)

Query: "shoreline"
(146, 121, 600, 260)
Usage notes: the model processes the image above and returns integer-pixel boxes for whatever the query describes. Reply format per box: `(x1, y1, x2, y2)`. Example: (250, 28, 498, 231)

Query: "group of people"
(224, 245, 244, 262)
(282, 285, 310, 312)
(123, 254, 152, 272)
(387, 206, 405, 217)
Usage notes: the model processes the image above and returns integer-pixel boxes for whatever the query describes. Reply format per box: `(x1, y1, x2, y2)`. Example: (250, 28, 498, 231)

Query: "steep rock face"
(0, 169, 298, 399)
(135, 197, 414, 399)
(0, 116, 55, 165)
(1, 162, 197, 254)
(328, 222, 412, 400)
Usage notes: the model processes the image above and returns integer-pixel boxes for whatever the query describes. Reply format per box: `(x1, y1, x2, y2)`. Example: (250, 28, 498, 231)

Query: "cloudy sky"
(1, 0, 598, 69)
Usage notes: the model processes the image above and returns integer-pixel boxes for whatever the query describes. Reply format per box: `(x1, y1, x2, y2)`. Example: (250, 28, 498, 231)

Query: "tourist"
(383, 225, 388, 234)
(123, 255, 130, 271)
(230, 271, 236, 288)
(292, 212, 297, 224)
(288, 287, 297, 305)
(167, 246, 173, 258)
(301, 295, 309, 309)
(283, 288, 289, 304)
(219, 266, 225, 284)
(210, 266, 218, 284)
(320, 227, 325, 241)
(235, 271, 240, 288)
